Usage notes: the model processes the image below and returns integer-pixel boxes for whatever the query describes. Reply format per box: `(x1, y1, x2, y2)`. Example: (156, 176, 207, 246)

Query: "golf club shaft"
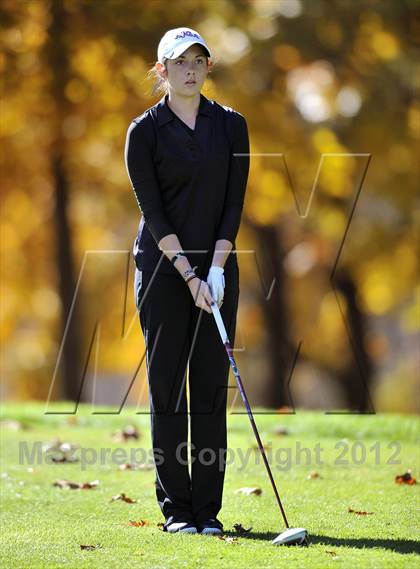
(210, 302, 290, 529)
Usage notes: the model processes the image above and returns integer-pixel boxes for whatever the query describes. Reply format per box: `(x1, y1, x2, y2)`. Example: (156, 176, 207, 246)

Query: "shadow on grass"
(223, 531, 280, 542)
(223, 531, 420, 555)
(308, 535, 420, 555)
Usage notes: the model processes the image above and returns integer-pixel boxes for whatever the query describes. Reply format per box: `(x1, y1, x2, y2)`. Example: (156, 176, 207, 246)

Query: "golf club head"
(271, 527, 309, 546)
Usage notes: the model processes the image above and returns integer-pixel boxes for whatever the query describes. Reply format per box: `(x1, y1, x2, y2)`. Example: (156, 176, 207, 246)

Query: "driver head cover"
(272, 528, 308, 546)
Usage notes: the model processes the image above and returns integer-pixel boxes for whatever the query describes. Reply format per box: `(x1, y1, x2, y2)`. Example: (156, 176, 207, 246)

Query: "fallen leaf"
(157, 522, 164, 529)
(217, 536, 239, 543)
(51, 456, 78, 463)
(307, 471, 321, 479)
(251, 444, 271, 452)
(326, 550, 337, 557)
(395, 469, 417, 485)
(273, 426, 289, 436)
(276, 406, 294, 413)
(111, 492, 137, 503)
(80, 544, 101, 550)
(112, 425, 140, 442)
(348, 507, 374, 515)
(129, 520, 149, 527)
(233, 523, 252, 534)
(0, 419, 27, 430)
(53, 479, 79, 490)
(235, 487, 262, 496)
(53, 479, 99, 490)
(119, 462, 154, 471)
(80, 480, 99, 489)
(120, 463, 134, 470)
(43, 439, 79, 463)
(137, 463, 154, 471)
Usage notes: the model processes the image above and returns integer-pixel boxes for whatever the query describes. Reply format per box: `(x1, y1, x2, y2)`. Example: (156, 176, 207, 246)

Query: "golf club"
(210, 300, 309, 547)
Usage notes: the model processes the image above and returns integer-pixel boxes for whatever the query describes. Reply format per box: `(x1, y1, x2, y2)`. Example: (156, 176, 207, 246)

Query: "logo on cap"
(174, 30, 201, 40)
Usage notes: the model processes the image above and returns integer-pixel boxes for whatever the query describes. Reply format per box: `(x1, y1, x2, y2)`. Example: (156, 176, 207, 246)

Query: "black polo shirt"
(124, 92, 250, 277)
(166, 102, 195, 137)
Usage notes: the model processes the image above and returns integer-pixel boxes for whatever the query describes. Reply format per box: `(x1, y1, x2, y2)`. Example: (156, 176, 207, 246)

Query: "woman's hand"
(187, 277, 214, 314)
(206, 266, 225, 308)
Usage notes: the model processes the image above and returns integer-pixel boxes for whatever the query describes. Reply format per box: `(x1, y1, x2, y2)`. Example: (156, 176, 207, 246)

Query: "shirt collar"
(156, 92, 212, 127)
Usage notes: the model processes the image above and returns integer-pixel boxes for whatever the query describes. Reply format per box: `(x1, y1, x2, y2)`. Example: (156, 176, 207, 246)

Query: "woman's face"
(157, 44, 209, 97)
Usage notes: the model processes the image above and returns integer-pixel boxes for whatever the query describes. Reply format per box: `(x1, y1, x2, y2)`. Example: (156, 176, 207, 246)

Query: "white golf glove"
(206, 266, 225, 307)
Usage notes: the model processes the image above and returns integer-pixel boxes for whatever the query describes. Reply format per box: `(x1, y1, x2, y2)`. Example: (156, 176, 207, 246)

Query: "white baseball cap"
(157, 27, 211, 64)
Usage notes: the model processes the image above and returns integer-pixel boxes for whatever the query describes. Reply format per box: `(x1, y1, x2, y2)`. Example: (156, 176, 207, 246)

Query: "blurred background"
(1, 0, 418, 413)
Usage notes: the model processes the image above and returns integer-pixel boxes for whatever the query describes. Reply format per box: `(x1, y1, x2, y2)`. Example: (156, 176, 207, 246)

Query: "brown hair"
(146, 57, 169, 97)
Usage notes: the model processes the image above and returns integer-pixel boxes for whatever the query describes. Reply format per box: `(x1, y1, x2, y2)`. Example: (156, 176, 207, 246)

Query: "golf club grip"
(210, 302, 290, 529)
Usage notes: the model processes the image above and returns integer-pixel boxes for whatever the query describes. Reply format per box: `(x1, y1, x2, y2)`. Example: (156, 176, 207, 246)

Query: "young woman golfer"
(124, 27, 250, 535)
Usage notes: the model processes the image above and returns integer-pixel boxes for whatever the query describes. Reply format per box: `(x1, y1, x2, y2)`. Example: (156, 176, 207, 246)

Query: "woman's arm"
(214, 112, 250, 254)
(124, 120, 213, 311)
(157, 233, 194, 278)
(210, 238, 233, 268)
(125, 120, 176, 245)
(125, 121, 193, 271)
(158, 234, 213, 312)
(207, 113, 249, 305)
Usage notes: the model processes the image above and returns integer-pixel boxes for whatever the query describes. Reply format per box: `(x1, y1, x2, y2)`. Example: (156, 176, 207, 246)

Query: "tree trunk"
(333, 266, 375, 412)
(252, 221, 296, 408)
(43, 0, 82, 402)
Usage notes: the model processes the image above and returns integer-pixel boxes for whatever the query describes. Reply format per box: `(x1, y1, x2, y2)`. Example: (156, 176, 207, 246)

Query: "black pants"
(134, 264, 239, 523)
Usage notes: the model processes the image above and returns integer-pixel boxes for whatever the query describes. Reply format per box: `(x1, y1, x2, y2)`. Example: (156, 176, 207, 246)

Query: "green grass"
(1, 402, 419, 568)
